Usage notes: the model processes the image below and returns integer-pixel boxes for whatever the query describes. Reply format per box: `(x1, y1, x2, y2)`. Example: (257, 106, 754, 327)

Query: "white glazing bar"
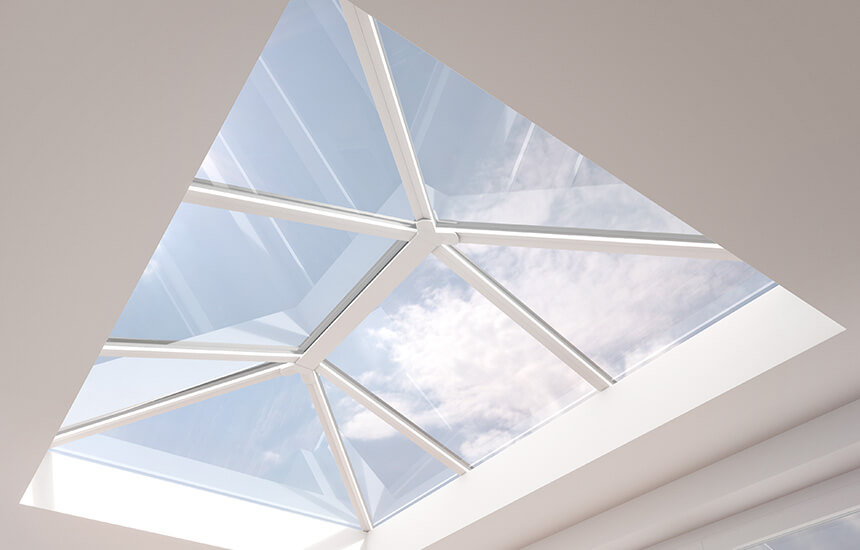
(436, 224, 737, 261)
(185, 180, 417, 240)
(53, 363, 299, 447)
(301, 370, 373, 531)
(299, 231, 437, 367)
(340, 0, 435, 221)
(318, 361, 470, 475)
(433, 245, 614, 390)
(101, 340, 302, 363)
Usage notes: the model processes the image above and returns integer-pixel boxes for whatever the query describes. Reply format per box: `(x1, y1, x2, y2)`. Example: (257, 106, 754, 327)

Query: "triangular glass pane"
(328, 256, 595, 466)
(196, 0, 411, 219)
(111, 202, 395, 345)
(56, 375, 359, 528)
(61, 356, 256, 428)
(378, 23, 696, 233)
(459, 244, 774, 380)
(322, 378, 456, 524)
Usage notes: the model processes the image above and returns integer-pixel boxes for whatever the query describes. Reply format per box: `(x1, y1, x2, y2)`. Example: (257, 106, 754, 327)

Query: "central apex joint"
(415, 218, 458, 246)
(415, 218, 435, 236)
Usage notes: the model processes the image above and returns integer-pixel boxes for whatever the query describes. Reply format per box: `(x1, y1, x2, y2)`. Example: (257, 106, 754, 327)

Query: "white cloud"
(332, 127, 767, 462)
(335, 258, 594, 462)
(262, 450, 282, 464)
(461, 245, 766, 373)
(189, 101, 766, 467)
(335, 245, 766, 463)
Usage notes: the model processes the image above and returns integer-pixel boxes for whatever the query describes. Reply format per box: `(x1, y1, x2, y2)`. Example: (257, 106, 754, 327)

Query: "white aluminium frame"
(51, 0, 743, 532)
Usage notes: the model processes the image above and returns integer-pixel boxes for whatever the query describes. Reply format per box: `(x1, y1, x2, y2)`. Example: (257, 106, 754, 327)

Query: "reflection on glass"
(197, 0, 410, 219)
(323, 379, 455, 524)
(459, 245, 774, 380)
(56, 375, 359, 527)
(743, 510, 860, 550)
(328, 256, 594, 466)
(111, 203, 394, 345)
(62, 357, 255, 427)
(378, 23, 696, 233)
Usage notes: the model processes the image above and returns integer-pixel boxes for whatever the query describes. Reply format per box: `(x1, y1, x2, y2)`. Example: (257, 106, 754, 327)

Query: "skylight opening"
(48, 0, 778, 534)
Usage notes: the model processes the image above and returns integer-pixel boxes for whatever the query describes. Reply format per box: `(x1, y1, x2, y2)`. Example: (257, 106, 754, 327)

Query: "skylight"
(53, 0, 776, 533)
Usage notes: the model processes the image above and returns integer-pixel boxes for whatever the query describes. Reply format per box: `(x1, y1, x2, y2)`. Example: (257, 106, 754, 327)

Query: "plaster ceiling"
(1, 1, 857, 549)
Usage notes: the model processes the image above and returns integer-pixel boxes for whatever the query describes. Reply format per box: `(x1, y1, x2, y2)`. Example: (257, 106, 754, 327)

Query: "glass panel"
(323, 379, 455, 524)
(111, 202, 394, 345)
(197, 0, 411, 219)
(378, 23, 696, 233)
(55, 375, 359, 527)
(459, 244, 775, 380)
(61, 357, 255, 428)
(328, 256, 595, 466)
(743, 510, 860, 549)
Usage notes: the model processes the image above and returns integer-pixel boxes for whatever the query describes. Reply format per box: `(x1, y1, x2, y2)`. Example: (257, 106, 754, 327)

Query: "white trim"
(437, 223, 736, 261)
(340, 0, 435, 221)
(53, 364, 299, 447)
(432, 244, 614, 390)
(21, 451, 366, 550)
(185, 180, 417, 240)
(101, 340, 302, 363)
(527, 401, 860, 550)
(302, 370, 373, 531)
(318, 361, 470, 475)
(647, 469, 860, 550)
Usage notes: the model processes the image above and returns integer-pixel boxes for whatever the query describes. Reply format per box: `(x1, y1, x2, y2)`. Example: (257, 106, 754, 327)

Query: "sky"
(60, 0, 774, 529)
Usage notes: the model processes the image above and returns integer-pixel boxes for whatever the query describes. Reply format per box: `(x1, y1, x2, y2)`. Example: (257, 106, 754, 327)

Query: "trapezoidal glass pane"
(61, 356, 256, 428)
(197, 0, 411, 219)
(327, 256, 595, 466)
(378, 23, 696, 233)
(742, 510, 860, 549)
(459, 244, 775, 380)
(111, 202, 395, 345)
(55, 374, 359, 528)
(322, 378, 456, 524)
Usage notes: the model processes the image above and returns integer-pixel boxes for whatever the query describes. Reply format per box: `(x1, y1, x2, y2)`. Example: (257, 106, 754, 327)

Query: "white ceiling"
(1, 1, 857, 549)
(0, 1, 287, 548)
